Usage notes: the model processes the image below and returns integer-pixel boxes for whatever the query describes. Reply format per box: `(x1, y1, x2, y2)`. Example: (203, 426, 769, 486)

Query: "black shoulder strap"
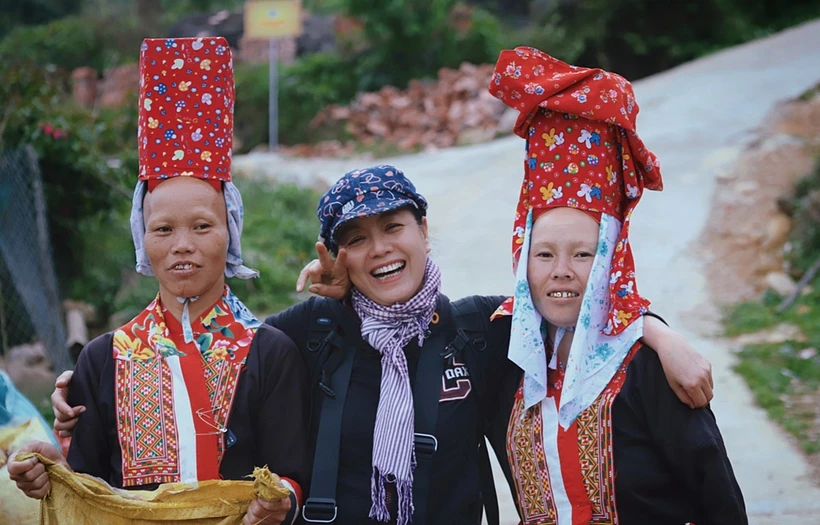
(302, 297, 353, 523)
(305, 298, 335, 365)
(450, 297, 499, 525)
(302, 342, 354, 523)
(449, 298, 490, 402)
(411, 296, 451, 525)
(304, 298, 349, 393)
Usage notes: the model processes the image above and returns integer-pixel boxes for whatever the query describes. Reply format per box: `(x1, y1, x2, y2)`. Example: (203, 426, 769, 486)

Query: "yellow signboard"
(244, 0, 303, 39)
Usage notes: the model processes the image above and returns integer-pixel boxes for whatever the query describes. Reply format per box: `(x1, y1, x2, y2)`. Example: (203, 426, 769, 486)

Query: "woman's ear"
(421, 217, 431, 254)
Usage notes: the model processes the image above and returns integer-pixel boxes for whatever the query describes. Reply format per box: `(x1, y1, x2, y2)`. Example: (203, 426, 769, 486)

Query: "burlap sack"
(1, 420, 51, 525)
(15, 453, 288, 525)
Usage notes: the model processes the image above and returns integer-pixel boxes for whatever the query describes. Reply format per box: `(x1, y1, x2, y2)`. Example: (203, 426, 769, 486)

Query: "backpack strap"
(303, 297, 351, 398)
(450, 297, 499, 525)
(302, 297, 354, 523)
(302, 341, 355, 523)
(411, 295, 452, 525)
(449, 298, 490, 401)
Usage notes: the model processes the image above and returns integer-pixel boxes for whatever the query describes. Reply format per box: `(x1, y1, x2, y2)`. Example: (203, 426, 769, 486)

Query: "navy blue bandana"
(317, 164, 428, 251)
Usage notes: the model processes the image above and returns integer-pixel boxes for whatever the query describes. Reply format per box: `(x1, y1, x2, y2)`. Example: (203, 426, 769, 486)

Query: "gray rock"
(765, 271, 798, 297)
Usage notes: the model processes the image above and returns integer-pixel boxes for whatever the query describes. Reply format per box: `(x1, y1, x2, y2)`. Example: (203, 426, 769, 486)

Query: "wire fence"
(0, 145, 72, 373)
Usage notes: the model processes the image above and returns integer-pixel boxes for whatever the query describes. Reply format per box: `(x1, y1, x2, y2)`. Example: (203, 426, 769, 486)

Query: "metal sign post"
(269, 38, 278, 151)
(244, 0, 303, 151)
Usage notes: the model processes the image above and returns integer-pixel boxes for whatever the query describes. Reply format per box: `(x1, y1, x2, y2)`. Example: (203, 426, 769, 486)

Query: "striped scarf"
(351, 257, 442, 525)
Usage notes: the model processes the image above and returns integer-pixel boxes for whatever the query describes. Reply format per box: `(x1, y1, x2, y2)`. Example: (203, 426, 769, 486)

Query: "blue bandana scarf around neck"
(351, 257, 442, 525)
(130, 180, 259, 343)
(508, 208, 643, 429)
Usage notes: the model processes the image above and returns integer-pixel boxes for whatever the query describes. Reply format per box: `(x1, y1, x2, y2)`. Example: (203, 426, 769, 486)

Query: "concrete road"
(235, 19, 820, 523)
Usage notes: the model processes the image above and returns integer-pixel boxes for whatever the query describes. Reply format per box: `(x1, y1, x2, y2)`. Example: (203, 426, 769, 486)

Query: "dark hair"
(405, 204, 425, 226)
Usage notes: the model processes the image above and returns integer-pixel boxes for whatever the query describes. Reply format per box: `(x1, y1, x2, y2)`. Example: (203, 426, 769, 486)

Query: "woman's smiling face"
(142, 177, 228, 303)
(335, 208, 430, 306)
(527, 207, 599, 328)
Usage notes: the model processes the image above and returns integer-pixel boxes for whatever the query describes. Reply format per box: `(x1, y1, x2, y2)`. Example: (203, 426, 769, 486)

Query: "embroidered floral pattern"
(487, 47, 662, 338)
(138, 37, 234, 183)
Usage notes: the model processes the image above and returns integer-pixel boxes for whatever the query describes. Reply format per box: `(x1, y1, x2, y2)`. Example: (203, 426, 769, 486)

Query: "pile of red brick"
(292, 62, 507, 156)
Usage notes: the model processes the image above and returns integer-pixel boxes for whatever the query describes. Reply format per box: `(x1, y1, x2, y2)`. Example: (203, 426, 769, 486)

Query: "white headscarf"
(507, 208, 643, 429)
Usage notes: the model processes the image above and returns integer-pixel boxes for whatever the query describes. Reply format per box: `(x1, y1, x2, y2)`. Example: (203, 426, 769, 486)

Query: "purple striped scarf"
(351, 257, 442, 525)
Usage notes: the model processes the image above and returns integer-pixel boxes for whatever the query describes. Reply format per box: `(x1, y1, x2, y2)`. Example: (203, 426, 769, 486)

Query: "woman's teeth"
(548, 291, 579, 298)
(372, 262, 405, 279)
(174, 264, 194, 270)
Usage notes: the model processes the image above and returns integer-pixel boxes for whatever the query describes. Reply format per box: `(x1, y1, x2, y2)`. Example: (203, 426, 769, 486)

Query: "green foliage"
(726, 271, 820, 455)
(786, 160, 820, 274)
(233, 1, 506, 150)
(503, 10, 585, 65)
(68, 200, 142, 322)
(518, 0, 820, 80)
(0, 60, 136, 303)
(235, 53, 360, 149)
(722, 301, 779, 337)
(0, 17, 104, 71)
(228, 179, 319, 316)
(302, 0, 346, 14)
(339, 0, 503, 91)
(735, 337, 820, 455)
(158, 0, 244, 19)
(218, 0, 820, 152)
(0, 259, 37, 349)
(233, 62, 271, 151)
(0, 15, 145, 72)
(0, 0, 83, 40)
(278, 53, 361, 144)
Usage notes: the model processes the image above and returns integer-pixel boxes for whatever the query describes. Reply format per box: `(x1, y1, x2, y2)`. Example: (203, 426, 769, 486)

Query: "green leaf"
(197, 333, 213, 353)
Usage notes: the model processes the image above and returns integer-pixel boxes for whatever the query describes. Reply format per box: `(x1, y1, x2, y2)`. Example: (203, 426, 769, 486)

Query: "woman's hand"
(51, 370, 83, 437)
(643, 316, 714, 408)
(296, 242, 351, 300)
(7, 441, 69, 499)
(243, 494, 292, 525)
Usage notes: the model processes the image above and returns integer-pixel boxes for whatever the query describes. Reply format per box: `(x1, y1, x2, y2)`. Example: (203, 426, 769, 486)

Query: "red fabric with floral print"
(488, 47, 664, 335)
(138, 37, 234, 184)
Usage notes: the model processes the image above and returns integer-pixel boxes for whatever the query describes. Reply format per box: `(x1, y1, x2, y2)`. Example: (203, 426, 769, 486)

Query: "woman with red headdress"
(8, 37, 309, 525)
(484, 48, 747, 524)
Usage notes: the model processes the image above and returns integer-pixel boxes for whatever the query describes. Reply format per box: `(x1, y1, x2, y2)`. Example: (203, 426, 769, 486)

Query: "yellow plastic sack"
(0, 419, 55, 525)
(16, 453, 288, 525)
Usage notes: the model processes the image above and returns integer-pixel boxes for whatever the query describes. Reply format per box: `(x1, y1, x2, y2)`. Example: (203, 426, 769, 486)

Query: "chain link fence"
(0, 146, 72, 373)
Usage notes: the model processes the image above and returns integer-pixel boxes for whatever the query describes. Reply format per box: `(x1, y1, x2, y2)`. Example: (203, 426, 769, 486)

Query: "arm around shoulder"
(641, 316, 714, 408)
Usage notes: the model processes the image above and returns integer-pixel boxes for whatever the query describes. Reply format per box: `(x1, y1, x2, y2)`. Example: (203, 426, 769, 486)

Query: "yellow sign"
(244, 0, 303, 39)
